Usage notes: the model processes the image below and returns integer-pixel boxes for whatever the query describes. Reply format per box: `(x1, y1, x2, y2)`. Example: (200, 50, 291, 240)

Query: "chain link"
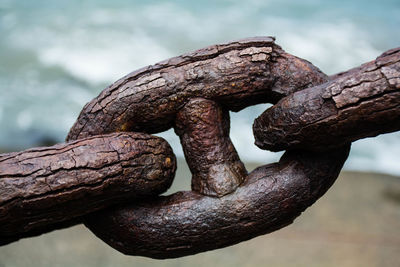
(0, 37, 399, 258)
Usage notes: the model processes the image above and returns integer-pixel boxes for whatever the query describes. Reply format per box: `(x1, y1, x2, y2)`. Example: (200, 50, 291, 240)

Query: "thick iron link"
(0, 37, 398, 259)
(254, 47, 400, 151)
(0, 133, 176, 245)
(66, 37, 347, 258)
(85, 146, 349, 259)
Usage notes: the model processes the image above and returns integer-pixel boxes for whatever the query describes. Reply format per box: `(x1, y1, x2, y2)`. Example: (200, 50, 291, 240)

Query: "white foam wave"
(7, 3, 382, 85)
(276, 22, 382, 74)
(0, 73, 94, 149)
(38, 32, 171, 86)
(244, 16, 382, 74)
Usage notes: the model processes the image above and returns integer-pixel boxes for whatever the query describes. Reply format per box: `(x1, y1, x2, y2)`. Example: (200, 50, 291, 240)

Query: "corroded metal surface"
(254, 48, 400, 151)
(68, 37, 335, 258)
(0, 132, 176, 245)
(1, 37, 329, 248)
(85, 146, 350, 259)
(1, 37, 399, 259)
(66, 37, 328, 141)
(175, 98, 247, 197)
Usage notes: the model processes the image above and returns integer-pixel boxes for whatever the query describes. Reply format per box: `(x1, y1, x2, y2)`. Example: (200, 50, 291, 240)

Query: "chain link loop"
(0, 37, 399, 258)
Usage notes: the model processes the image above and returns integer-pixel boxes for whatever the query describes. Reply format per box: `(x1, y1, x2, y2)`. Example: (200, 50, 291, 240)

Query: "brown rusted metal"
(1, 37, 329, 247)
(84, 145, 350, 259)
(175, 98, 247, 197)
(2, 37, 399, 260)
(253, 47, 400, 151)
(62, 37, 343, 258)
(66, 37, 328, 141)
(79, 44, 400, 259)
(0, 132, 176, 245)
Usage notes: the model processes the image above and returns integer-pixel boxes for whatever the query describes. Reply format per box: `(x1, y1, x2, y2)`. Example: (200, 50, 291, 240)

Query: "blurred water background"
(0, 0, 399, 175)
(1, 2, 400, 266)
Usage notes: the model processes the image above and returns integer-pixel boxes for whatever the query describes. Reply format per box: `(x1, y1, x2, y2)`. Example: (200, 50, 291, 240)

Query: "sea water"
(0, 0, 399, 175)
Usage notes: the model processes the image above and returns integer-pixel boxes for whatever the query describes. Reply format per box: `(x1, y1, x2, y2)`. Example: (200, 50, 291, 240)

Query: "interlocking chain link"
(0, 37, 399, 258)
(0, 133, 176, 245)
(254, 47, 400, 151)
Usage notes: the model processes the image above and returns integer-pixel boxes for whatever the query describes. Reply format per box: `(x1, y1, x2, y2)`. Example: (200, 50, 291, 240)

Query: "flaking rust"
(253, 47, 400, 151)
(1, 36, 328, 248)
(175, 98, 246, 197)
(74, 37, 338, 258)
(2, 37, 399, 259)
(66, 36, 328, 140)
(85, 146, 350, 259)
(0, 132, 176, 245)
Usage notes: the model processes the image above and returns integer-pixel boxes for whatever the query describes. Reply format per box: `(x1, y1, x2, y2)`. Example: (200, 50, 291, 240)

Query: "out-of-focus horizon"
(1, 0, 399, 175)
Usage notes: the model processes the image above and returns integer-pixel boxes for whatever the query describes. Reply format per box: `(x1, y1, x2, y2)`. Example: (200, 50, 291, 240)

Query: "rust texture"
(0, 37, 329, 247)
(84, 145, 350, 259)
(254, 47, 400, 151)
(62, 37, 341, 257)
(3, 38, 398, 259)
(0, 132, 176, 245)
(175, 98, 247, 197)
(66, 36, 328, 141)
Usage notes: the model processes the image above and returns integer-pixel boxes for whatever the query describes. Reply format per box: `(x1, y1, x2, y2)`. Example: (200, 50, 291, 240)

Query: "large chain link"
(0, 37, 399, 259)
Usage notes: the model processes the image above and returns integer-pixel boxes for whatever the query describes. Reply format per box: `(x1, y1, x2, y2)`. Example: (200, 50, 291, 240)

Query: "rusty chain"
(0, 37, 399, 258)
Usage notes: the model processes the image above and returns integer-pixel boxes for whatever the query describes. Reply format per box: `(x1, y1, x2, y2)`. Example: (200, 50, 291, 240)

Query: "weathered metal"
(63, 37, 337, 258)
(66, 37, 328, 141)
(0, 132, 176, 245)
(0, 37, 399, 260)
(2, 37, 329, 247)
(175, 98, 247, 197)
(254, 48, 400, 151)
(85, 146, 350, 259)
